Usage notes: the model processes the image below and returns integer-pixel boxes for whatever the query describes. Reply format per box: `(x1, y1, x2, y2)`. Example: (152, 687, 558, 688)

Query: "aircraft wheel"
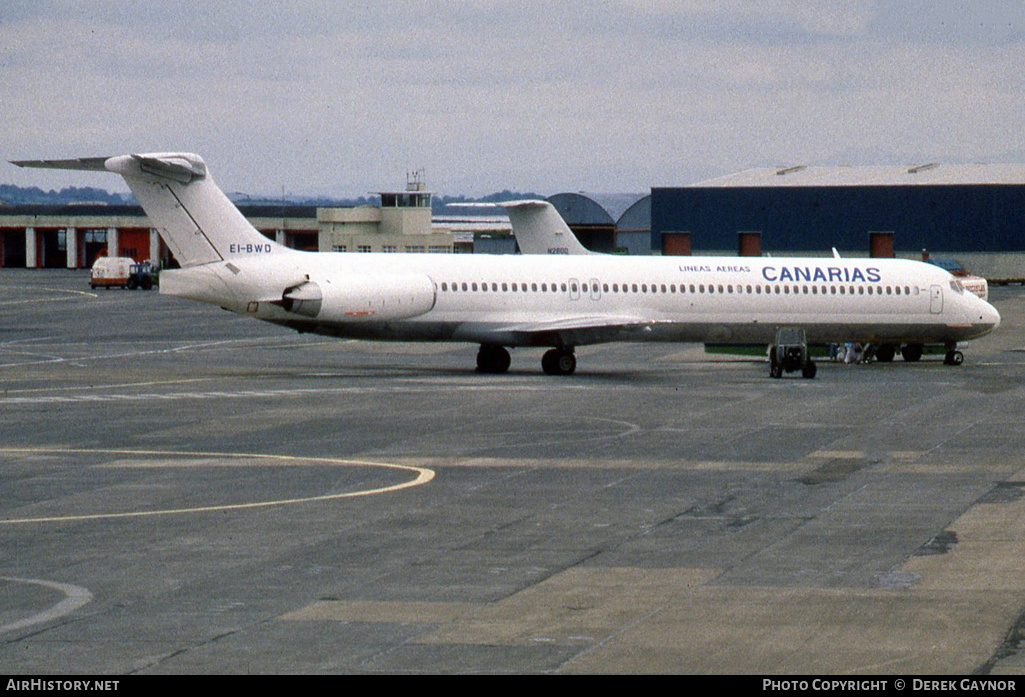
(875, 344, 896, 363)
(901, 343, 924, 362)
(944, 350, 964, 366)
(476, 345, 511, 374)
(542, 349, 576, 376)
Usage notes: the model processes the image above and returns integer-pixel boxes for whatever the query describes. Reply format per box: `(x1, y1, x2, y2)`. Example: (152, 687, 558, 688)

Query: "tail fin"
(451, 200, 594, 255)
(500, 200, 594, 255)
(12, 153, 290, 267)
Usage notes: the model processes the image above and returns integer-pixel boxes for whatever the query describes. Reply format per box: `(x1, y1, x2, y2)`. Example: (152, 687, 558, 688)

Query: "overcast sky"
(3, 1, 1024, 198)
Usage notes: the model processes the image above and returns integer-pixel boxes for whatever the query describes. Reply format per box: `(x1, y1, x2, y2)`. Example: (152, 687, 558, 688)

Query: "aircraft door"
(930, 284, 943, 314)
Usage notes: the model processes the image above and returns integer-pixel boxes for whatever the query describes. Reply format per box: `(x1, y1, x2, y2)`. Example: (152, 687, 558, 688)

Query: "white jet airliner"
(12, 153, 1000, 376)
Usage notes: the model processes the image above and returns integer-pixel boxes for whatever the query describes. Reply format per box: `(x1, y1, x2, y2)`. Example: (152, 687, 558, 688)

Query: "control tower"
(317, 169, 453, 253)
(378, 169, 432, 237)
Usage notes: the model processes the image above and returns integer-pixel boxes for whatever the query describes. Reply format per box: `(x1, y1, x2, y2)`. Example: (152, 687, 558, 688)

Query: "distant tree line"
(0, 184, 134, 206)
(0, 184, 543, 215)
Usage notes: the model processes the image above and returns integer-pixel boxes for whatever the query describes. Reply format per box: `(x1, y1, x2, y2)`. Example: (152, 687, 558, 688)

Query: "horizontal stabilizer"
(451, 199, 549, 210)
(13, 153, 207, 184)
(11, 157, 112, 172)
(132, 153, 207, 183)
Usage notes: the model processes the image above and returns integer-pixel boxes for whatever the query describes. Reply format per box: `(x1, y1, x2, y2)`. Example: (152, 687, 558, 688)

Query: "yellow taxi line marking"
(0, 447, 435, 525)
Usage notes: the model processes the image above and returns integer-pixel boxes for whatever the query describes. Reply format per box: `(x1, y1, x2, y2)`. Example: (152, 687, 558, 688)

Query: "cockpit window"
(950, 279, 965, 294)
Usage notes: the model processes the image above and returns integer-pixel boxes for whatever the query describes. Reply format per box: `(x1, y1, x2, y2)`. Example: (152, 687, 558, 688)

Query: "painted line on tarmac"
(0, 382, 591, 404)
(0, 338, 255, 369)
(0, 286, 98, 306)
(0, 335, 328, 370)
(0, 447, 435, 525)
(0, 577, 93, 634)
(4, 377, 218, 397)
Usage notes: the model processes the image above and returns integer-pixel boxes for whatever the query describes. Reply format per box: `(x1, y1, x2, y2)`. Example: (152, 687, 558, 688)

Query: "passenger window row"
(438, 280, 918, 297)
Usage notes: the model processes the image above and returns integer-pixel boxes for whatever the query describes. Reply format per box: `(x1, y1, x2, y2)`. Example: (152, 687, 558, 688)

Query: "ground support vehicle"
(770, 327, 816, 379)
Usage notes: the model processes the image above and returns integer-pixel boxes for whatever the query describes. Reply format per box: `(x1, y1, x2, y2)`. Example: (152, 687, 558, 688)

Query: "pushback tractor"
(769, 327, 817, 379)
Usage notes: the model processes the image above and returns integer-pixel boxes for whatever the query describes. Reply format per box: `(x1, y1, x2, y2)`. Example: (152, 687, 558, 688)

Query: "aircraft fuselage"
(161, 250, 1000, 349)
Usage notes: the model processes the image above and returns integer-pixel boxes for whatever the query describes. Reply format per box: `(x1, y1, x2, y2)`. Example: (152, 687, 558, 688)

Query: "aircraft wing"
(493, 314, 658, 346)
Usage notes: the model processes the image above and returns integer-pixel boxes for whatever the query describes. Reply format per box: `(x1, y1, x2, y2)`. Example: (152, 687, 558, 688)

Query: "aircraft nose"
(988, 302, 1001, 331)
(975, 297, 1001, 334)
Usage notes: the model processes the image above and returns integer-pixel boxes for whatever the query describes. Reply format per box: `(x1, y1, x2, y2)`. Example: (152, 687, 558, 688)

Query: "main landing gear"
(475, 345, 577, 376)
(900, 343, 923, 362)
(476, 344, 511, 374)
(541, 348, 576, 376)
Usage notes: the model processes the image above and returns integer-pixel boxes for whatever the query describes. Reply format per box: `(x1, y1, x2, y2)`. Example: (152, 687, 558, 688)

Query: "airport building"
(5, 164, 1025, 281)
(0, 203, 322, 269)
(0, 173, 455, 268)
(317, 172, 456, 255)
(652, 164, 1025, 282)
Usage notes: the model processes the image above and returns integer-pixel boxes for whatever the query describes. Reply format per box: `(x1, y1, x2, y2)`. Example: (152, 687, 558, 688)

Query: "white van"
(90, 257, 154, 290)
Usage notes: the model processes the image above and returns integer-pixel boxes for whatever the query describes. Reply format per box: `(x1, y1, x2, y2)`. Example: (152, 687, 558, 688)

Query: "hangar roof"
(546, 192, 650, 228)
(690, 164, 1025, 188)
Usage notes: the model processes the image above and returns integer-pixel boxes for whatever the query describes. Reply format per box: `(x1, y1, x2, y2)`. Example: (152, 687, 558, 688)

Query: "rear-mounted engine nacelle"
(281, 274, 436, 322)
(280, 281, 322, 317)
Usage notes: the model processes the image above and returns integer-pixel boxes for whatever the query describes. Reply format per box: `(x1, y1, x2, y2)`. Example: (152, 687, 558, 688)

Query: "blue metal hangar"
(652, 164, 1025, 282)
(546, 192, 650, 254)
